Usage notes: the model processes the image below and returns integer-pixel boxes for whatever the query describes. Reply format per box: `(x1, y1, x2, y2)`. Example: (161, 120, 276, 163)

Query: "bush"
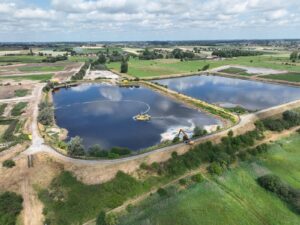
(191, 173, 204, 183)
(157, 188, 168, 197)
(2, 159, 16, 168)
(202, 64, 210, 71)
(179, 178, 187, 185)
(0, 192, 23, 225)
(257, 175, 300, 214)
(67, 136, 85, 156)
(38, 107, 54, 126)
(88, 144, 108, 158)
(207, 162, 224, 175)
(110, 147, 131, 156)
(193, 127, 208, 138)
(96, 211, 106, 225)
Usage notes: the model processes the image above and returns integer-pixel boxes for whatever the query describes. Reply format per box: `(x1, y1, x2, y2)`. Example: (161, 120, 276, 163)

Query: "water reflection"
(155, 75, 300, 111)
(53, 84, 221, 151)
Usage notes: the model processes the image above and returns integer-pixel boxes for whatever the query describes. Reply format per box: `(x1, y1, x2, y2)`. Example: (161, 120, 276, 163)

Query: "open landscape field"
(259, 73, 300, 83)
(107, 55, 300, 78)
(117, 134, 300, 225)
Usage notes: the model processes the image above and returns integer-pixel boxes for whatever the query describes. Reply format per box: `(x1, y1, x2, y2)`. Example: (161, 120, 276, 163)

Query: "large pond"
(53, 83, 221, 151)
(155, 75, 300, 111)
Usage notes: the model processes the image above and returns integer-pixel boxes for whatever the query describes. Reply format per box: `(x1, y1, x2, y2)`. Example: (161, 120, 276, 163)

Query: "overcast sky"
(0, 0, 299, 42)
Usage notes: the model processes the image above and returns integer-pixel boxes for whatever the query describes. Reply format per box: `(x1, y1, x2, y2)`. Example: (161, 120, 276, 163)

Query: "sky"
(0, 0, 299, 42)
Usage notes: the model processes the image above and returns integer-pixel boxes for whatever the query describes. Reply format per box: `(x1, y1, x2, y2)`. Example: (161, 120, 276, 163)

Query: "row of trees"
(42, 55, 68, 63)
(138, 48, 197, 61)
(257, 175, 300, 214)
(67, 136, 132, 159)
(262, 110, 300, 132)
(71, 62, 90, 80)
(212, 49, 263, 58)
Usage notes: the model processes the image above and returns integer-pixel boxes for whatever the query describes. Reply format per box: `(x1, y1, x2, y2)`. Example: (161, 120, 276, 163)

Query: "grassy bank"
(107, 55, 300, 78)
(259, 73, 300, 83)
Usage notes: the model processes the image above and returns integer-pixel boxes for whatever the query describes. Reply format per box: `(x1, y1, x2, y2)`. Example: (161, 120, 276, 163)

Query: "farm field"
(117, 134, 300, 225)
(259, 73, 300, 83)
(0, 74, 53, 81)
(18, 65, 64, 72)
(218, 67, 254, 76)
(107, 55, 300, 78)
(0, 55, 46, 63)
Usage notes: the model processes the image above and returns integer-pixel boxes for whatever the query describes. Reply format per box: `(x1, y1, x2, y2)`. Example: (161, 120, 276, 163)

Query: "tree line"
(212, 49, 263, 58)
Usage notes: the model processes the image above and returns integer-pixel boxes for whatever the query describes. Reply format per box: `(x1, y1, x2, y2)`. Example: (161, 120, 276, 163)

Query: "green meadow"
(118, 134, 300, 225)
(18, 66, 64, 72)
(0, 74, 53, 81)
(107, 55, 300, 78)
(260, 73, 300, 83)
(0, 55, 46, 63)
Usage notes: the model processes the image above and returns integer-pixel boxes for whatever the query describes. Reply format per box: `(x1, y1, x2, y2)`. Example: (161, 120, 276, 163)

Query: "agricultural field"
(259, 73, 300, 83)
(0, 55, 46, 63)
(107, 55, 300, 78)
(117, 134, 300, 225)
(18, 65, 64, 72)
(0, 74, 54, 81)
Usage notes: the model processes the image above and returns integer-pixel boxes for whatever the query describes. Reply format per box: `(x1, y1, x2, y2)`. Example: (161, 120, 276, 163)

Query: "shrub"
(193, 127, 208, 138)
(257, 175, 300, 214)
(67, 136, 85, 156)
(2, 159, 16, 168)
(110, 147, 131, 156)
(157, 188, 168, 197)
(179, 178, 187, 185)
(207, 162, 224, 175)
(0, 192, 23, 225)
(191, 173, 204, 183)
(96, 211, 106, 225)
(38, 107, 54, 126)
(202, 64, 210, 71)
(88, 144, 108, 158)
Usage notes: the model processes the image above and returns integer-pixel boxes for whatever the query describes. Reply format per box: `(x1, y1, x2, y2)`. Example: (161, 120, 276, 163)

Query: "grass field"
(0, 74, 53, 81)
(11, 102, 28, 116)
(14, 89, 29, 97)
(259, 73, 300, 83)
(39, 172, 165, 225)
(107, 55, 300, 78)
(219, 67, 253, 76)
(18, 66, 64, 72)
(118, 134, 300, 225)
(0, 55, 46, 63)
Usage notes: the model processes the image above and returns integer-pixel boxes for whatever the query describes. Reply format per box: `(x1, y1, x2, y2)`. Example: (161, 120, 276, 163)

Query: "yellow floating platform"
(134, 114, 151, 121)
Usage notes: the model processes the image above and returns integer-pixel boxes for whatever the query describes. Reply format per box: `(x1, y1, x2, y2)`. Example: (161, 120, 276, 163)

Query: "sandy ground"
(0, 84, 33, 99)
(85, 70, 119, 80)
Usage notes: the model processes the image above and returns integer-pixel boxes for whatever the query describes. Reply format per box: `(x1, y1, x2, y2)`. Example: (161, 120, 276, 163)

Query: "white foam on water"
(160, 120, 195, 142)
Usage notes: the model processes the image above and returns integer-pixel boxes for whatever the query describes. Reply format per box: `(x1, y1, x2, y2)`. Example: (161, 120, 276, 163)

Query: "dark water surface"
(155, 75, 300, 111)
(53, 83, 221, 151)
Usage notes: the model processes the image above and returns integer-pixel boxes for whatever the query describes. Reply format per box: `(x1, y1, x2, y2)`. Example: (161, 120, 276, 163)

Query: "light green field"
(0, 55, 46, 63)
(118, 134, 300, 225)
(0, 74, 53, 81)
(107, 55, 300, 78)
(18, 66, 64, 72)
(259, 73, 300, 83)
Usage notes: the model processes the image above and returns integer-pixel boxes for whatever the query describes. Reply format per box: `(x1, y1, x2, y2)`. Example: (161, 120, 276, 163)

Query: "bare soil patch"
(0, 84, 33, 99)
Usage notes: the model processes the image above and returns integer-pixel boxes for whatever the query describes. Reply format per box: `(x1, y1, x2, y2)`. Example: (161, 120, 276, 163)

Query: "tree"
(96, 211, 106, 225)
(38, 107, 54, 126)
(120, 58, 128, 73)
(67, 136, 85, 156)
(0, 192, 23, 225)
(97, 54, 107, 64)
(290, 51, 298, 61)
(202, 64, 210, 71)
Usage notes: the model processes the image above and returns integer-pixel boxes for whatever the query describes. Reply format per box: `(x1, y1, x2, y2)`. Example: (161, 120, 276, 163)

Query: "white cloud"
(0, 0, 299, 40)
